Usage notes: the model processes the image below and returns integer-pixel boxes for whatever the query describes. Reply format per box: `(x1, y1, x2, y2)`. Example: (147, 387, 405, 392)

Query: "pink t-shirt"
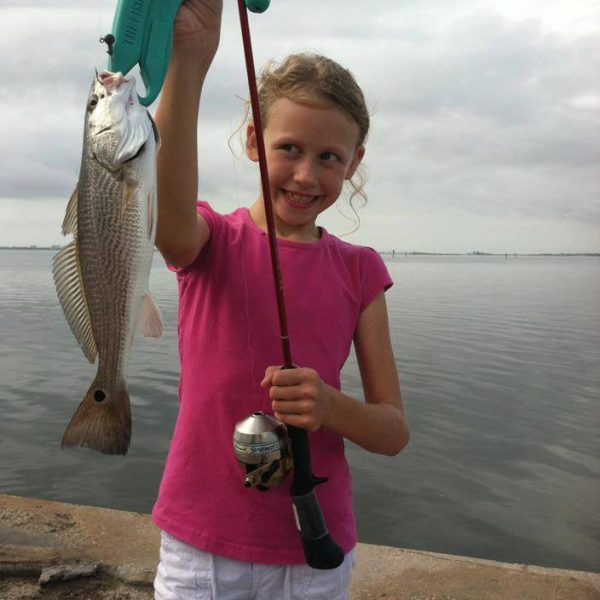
(152, 202, 393, 565)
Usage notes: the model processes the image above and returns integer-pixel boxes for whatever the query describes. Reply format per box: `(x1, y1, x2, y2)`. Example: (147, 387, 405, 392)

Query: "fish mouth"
(97, 70, 128, 91)
(95, 70, 137, 103)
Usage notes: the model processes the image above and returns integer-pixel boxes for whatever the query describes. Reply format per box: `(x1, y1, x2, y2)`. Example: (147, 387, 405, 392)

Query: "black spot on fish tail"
(62, 380, 131, 455)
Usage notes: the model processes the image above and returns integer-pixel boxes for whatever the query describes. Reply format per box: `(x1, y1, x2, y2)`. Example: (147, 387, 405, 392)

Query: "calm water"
(1, 249, 599, 572)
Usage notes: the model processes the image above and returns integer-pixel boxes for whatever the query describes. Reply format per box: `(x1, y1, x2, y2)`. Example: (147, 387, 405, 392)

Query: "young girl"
(152, 1, 410, 598)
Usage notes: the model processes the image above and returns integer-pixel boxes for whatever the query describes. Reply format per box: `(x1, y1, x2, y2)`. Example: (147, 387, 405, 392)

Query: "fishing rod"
(233, 0, 345, 570)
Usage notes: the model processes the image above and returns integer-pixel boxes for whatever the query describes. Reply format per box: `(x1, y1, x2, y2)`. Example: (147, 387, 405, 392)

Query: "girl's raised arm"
(155, 1, 223, 268)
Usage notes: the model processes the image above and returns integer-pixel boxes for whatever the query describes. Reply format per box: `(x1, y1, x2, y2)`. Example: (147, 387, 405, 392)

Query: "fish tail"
(61, 378, 131, 455)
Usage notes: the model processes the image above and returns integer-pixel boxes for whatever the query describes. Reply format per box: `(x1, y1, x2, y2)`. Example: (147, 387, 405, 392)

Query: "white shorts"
(154, 531, 355, 600)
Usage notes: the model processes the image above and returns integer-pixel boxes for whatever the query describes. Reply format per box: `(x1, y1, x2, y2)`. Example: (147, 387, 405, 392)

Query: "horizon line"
(1, 246, 599, 257)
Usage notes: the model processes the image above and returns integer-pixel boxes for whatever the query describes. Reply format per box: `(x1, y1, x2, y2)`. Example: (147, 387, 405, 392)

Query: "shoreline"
(1, 494, 599, 599)
(1, 246, 599, 257)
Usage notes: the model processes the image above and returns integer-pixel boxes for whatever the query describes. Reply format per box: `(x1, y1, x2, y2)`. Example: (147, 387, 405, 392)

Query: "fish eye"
(87, 94, 99, 112)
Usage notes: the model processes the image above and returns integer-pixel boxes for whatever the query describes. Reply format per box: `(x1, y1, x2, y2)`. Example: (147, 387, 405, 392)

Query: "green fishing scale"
(101, 0, 271, 106)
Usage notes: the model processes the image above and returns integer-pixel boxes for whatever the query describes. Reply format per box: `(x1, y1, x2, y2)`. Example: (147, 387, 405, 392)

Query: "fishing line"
(96, 0, 103, 41)
(226, 112, 259, 386)
(236, 0, 292, 368)
(96, 0, 112, 60)
(239, 225, 259, 392)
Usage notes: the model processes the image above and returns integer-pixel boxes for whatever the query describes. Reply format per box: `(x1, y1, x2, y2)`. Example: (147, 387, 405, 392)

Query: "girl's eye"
(280, 143, 299, 154)
(320, 151, 340, 162)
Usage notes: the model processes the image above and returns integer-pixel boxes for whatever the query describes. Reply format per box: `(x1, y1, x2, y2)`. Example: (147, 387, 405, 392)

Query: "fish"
(52, 71, 162, 455)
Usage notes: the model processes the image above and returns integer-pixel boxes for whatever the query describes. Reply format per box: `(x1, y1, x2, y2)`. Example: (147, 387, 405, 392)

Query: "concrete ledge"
(1, 494, 599, 599)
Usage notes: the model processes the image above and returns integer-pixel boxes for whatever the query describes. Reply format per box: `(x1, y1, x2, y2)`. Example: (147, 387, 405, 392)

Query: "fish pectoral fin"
(52, 241, 98, 363)
(136, 290, 163, 338)
(62, 185, 79, 236)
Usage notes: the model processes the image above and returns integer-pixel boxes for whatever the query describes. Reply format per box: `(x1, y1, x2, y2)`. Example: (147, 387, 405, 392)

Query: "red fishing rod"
(236, 0, 345, 570)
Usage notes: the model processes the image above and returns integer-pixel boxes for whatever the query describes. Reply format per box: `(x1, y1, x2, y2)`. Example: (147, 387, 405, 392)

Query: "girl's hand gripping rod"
(101, 0, 270, 106)
(236, 0, 345, 570)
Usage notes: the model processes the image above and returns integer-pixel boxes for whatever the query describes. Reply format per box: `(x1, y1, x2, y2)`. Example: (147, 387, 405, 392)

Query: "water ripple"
(2, 251, 599, 572)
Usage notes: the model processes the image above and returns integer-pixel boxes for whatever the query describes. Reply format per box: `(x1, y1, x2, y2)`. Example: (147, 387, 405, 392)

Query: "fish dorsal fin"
(62, 186, 79, 236)
(52, 241, 98, 363)
(136, 291, 163, 338)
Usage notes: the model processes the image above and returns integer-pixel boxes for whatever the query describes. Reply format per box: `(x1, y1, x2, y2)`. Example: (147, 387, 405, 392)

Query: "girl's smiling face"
(246, 97, 365, 242)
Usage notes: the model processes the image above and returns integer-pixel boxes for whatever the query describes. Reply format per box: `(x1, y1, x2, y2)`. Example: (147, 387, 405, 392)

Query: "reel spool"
(233, 412, 292, 490)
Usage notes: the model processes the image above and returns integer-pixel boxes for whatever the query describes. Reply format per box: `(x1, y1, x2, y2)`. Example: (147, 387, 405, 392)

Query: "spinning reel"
(233, 412, 292, 490)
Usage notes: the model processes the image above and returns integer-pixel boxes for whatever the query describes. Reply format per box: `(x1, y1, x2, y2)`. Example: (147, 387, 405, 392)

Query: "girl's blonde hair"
(257, 53, 369, 146)
(252, 53, 371, 224)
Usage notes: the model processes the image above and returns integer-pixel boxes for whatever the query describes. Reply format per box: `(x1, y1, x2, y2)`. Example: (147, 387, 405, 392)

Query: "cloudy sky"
(1, 0, 598, 253)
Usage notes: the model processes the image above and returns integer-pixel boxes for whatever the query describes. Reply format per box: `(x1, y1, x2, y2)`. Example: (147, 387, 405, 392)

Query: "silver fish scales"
(53, 71, 162, 455)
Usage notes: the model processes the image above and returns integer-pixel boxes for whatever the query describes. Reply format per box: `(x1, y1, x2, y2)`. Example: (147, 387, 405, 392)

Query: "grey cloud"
(379, 12, 599, 122)
(1, 1, 598, 253)
(348, 9, 600, 228)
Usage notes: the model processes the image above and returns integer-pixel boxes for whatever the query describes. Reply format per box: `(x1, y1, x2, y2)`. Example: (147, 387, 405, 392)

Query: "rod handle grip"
(292, 490, 344, 569)
(301, 534, 345, 570)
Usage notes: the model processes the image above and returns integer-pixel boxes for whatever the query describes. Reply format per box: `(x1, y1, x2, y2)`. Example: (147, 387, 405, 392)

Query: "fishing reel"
(233, 412, 292, 491)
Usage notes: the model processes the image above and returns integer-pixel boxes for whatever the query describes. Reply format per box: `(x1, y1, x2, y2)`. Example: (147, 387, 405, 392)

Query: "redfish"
(53, 71, 162, 455)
